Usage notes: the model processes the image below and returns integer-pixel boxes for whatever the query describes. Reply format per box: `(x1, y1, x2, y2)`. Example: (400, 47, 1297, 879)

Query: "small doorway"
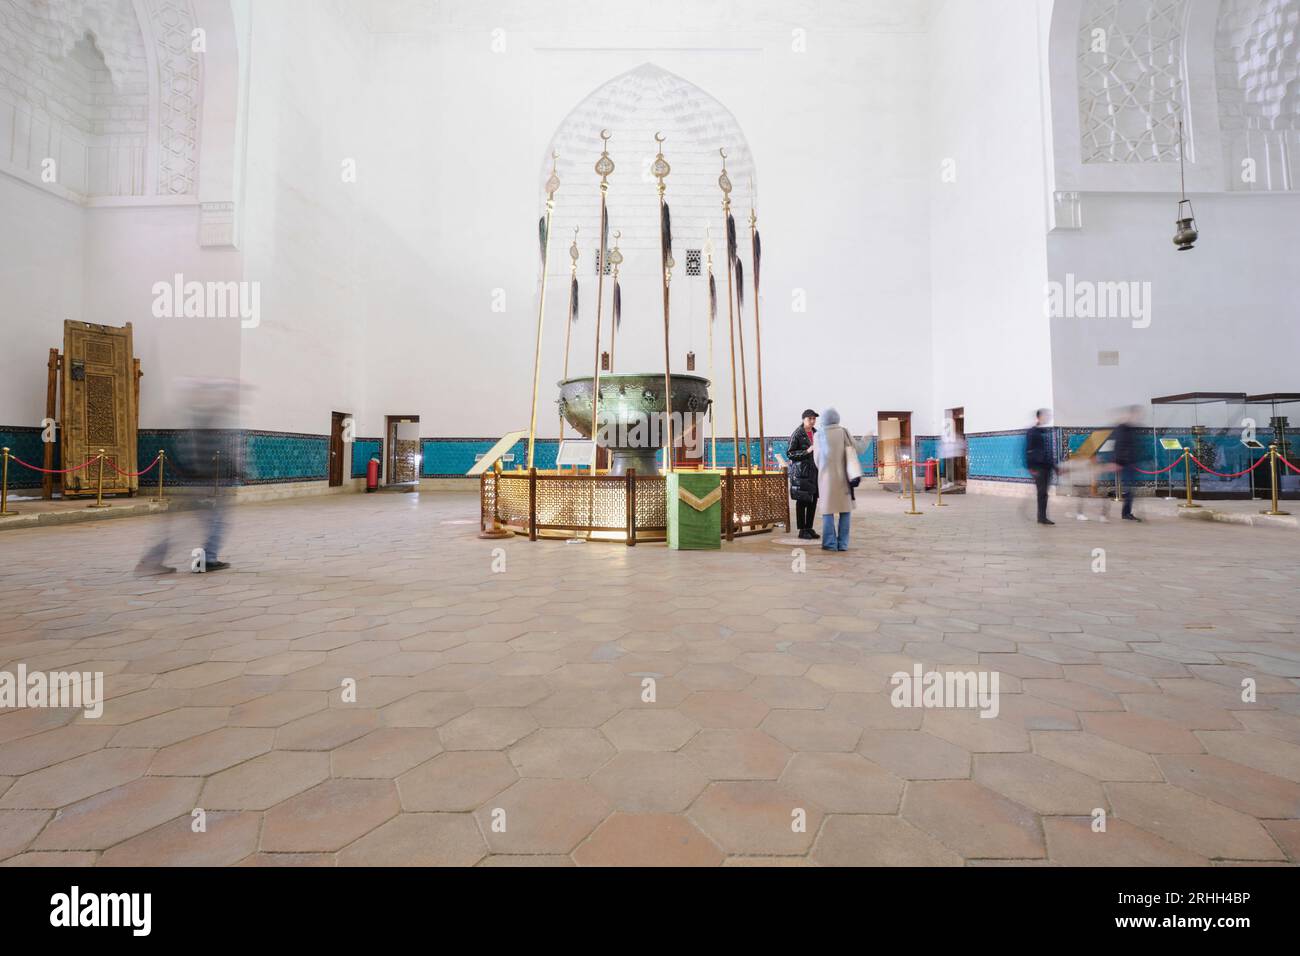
(329, 411, 350, 487)
(944, 407, 967, 485)
(385, 415, 421, 486)
(876, 411, 912, 486)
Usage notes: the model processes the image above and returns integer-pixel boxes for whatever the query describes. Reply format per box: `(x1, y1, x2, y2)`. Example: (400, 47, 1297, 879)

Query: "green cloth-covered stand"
(666, 472, 722, 550)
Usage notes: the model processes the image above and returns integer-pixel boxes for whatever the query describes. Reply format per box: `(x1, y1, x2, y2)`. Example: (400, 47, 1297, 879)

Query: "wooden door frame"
(385, 414, 421, 485)
(876, 411, 912, 483)
(329, 411, 350, 487)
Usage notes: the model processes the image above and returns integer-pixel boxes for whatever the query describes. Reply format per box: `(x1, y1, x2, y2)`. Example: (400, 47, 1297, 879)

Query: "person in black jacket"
(1111, 405, 1143, 522)
(1025, 408, 1057, 525)
(787, 409, 820, 539)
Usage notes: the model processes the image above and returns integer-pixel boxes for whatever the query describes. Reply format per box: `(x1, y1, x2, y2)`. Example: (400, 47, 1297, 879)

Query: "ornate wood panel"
(61, 321, 138, 496)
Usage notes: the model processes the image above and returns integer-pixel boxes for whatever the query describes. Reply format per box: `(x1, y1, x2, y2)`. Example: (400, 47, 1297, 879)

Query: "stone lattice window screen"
(1216, 0, 1299, 190)
(1078, 0, 1190, 163)
(541, 63, 757, 279)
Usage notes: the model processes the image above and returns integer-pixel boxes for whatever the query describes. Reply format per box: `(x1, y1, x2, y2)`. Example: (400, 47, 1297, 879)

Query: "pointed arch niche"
(540, 64, 758, 279)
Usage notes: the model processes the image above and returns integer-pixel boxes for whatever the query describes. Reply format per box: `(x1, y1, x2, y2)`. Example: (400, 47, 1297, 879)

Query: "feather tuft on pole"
(538, 216, 547, 264)
(735, 259, 744, 311)
(726, 212, 737, 265)
(662, 201, 672, 260)
(613, 279, 621, 329)
(570, 276, 579, 323)
(708, 272, 717, 324)
(753, 229, 761, 289)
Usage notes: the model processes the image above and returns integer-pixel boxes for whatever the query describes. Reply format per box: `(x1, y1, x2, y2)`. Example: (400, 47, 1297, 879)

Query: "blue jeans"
(822, 512, 851, 550)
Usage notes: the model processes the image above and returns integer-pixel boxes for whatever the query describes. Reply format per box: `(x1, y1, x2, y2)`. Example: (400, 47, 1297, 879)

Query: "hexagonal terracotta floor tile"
(337, 812, 487, 866)
(683, 729, 792, 781)
(508, 729, 614, 778)
(678, 691, 770, 729)
(688, 781, 822, 856)
(574, 813, 723, 866)
(902, 781, 1045, 860)
(260, 779, 399, 852)
(98, 811, 261, 866)
(33, 777, 201, 851)
(1105, 782, 1285, 860)
(780, 753, 903, 813)
(331, 728, 443, 778)
(1042, 816, 1207, 866)
(974, 753, 1106, 815)
(201, 751, 330, 811)
(857, 730, 971, 780)
(474, 779, 611, 854)
(439, 708, 538, 751)
(601, 709, 699, 751)
(0, 748, 153, 809)
(590, 751, 710, 812)
(812, 815, 963, 867)
(397, 751, 517, 811)
(150, 727, 275, 777)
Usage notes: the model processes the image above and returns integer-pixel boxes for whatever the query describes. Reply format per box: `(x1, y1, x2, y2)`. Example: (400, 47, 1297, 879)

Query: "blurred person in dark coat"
(1025, 408, 1057, 525)
(1112, 405, 1143, 522)
(787, 409, 820, 539)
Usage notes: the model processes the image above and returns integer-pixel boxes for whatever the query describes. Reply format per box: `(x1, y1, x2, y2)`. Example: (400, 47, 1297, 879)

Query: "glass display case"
(1245, 394, 1300, 500)
(1150, 393, 1254, 499)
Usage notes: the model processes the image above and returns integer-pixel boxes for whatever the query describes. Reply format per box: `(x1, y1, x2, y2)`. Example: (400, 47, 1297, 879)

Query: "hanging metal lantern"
(686, 351, 696, 371)
(1173, 120, 1197, 251)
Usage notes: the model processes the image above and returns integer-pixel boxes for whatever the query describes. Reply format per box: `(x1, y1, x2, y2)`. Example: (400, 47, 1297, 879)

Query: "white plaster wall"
(0, 176, 84, 427)
(233, 0, 369, 435)
(355, 0, 933, 443)
(1048, 191, 1300, 425)
(929, 0, 1057, 435)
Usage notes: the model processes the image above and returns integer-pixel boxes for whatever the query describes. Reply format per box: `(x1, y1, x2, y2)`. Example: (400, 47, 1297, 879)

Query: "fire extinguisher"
(366, 457, 380, 493)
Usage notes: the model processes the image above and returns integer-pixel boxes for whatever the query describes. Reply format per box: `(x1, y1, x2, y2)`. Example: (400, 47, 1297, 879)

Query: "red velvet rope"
(106, 455, 161, 478)
(7, 454, 99, 475)
(1280, 455, 1300, 476)
(1188, 454, 1267, 479)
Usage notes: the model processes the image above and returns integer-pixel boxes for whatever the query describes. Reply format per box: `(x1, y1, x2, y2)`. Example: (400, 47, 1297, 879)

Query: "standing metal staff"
(653, 132, 674, 473)
(719, 149, 741, 469)
(734, 222, 753, 471)
(608, 231, 624, 371)
(527, 151, 560, 470)
(590, 131, 614, 469)
(704, 224, 718, 469)
(749, 184, 767, 473)
(559, 226, 579, 441)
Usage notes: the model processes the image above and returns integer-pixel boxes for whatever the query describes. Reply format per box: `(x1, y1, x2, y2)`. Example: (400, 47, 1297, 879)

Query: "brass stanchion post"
(88, 449, 109, 509)
(1263, 443, 1290, 516)
(905, 458, 922, 516)
(1179, 448, 1200, 509)
(934, 458, 947, 507)
(0, 447, 16, 516)
(154, 450, 165, 502)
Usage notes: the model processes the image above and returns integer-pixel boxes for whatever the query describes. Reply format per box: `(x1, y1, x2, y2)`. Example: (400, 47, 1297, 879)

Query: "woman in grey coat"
(812, 407, 855, 551)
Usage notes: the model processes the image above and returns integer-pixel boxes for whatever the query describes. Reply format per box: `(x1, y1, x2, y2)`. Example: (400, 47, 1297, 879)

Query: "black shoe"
(797, 529, 814, 540)
(1122, 514, 1142, 522)
(1037, 519, 1055, 526)
(203, 560, 231, 572)
(808, 529, 820, 539)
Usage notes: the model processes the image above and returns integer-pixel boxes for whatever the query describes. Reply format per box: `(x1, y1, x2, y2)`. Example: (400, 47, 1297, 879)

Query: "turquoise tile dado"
(0, 427, 53, 489)
(420, 439, 559, 476)
(352, 439, 382, 478)
(243, 432, 328, 483)
(967, 430, 1049, 482)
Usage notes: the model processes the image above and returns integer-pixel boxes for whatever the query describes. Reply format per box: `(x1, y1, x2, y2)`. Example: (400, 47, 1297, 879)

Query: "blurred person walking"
(812, 407, 856, 551)
(1025, 408, 1057, 525)
(787, 409, 820, 540)
(135, 379, 241, 575)
(1112, 405, 1143, 522)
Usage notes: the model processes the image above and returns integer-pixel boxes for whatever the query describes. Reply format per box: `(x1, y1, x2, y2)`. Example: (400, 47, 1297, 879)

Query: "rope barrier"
(106, 455, 160, 478)
(8, 454, 100, 475)
(1187, 455, 1267, 480)
(1133, 460, 1182, 476)
(1280, 454, 1300, 476)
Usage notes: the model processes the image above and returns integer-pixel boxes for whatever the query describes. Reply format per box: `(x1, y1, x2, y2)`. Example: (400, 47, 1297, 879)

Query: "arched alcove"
(539, 63, 757, 278)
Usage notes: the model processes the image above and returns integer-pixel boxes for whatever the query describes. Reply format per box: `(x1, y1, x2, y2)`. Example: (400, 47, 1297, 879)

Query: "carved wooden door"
(61, 321, 138, 496)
